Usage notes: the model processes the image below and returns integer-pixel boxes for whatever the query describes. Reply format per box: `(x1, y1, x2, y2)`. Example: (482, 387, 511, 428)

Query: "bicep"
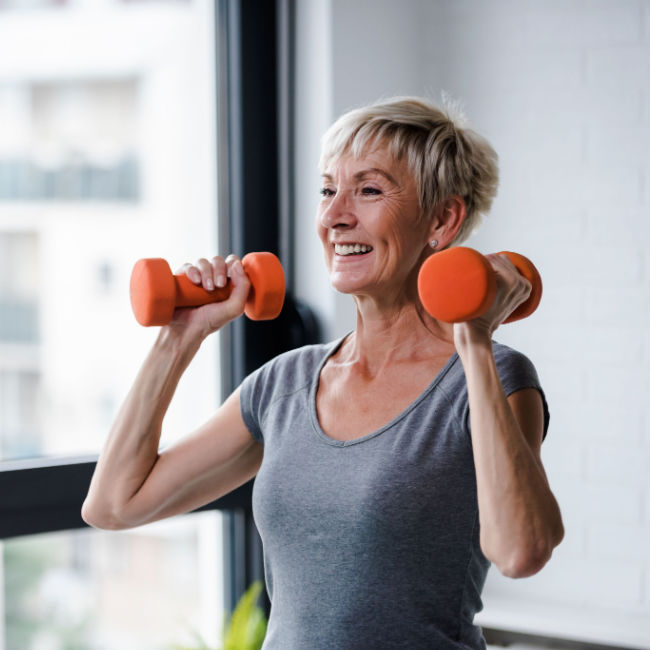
(123, 386, 263, 527)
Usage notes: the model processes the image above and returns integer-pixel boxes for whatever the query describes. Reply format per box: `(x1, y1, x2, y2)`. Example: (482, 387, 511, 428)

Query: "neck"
(341, 298, 454, 376)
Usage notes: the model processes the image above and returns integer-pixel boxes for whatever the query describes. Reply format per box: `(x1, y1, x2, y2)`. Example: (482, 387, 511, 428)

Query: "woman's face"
(316, 146, 432, 300)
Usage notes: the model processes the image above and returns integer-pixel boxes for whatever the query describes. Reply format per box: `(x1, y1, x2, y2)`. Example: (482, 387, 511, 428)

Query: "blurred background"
(0, 0, 648, 648)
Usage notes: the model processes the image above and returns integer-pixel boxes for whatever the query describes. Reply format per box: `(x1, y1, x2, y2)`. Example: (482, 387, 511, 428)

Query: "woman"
(83, 97, 564, 649)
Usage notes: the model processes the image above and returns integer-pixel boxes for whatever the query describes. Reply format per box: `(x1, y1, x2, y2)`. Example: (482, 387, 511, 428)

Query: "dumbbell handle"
(172, 273, 231, 308)
(130, 252, 285, 326)
(417, 247, 542, 324)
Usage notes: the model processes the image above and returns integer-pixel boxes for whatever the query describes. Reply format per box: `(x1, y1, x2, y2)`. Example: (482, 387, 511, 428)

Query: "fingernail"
(217, 275, 227, 288)
(206, 278, 214, 290)
(233, 260, 243, 275)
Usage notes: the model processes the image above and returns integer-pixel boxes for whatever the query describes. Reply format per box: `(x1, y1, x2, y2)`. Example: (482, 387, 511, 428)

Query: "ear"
(426, 196, 467, 249)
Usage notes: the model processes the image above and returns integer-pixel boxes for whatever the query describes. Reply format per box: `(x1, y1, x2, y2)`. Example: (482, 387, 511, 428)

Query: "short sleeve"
(493, 343, 550, 440)
(239, 364, 266, 443)
(237, 343, 327, 444)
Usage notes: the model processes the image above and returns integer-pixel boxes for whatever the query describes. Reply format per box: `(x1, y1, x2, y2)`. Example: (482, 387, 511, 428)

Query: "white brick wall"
(419, 0, 650, 643)
(296, 0, 650, 644)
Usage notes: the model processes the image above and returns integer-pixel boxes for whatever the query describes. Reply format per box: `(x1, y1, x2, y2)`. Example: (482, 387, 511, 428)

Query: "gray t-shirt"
(240, 337, 549, 649)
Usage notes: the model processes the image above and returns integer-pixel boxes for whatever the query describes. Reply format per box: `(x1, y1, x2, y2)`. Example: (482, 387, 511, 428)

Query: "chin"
(330, 282, 357, 295)
(328, 275, 363, 295)
(330, 277, 376, 297)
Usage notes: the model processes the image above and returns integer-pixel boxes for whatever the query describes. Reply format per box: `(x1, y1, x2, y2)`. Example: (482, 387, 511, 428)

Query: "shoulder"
(437, 341, 549, 438)
(427, 341, 543, 401)
(240, 338, 340, 403)
(249, 339, 338, 385)
(491, 341, 542, 394)
(239, 339, 340, 443)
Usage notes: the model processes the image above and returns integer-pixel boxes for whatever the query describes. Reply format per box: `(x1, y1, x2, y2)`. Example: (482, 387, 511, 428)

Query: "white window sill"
(476, 597, 650, 649)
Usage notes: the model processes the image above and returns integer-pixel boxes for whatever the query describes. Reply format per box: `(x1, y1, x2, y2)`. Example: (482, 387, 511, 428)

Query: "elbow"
(81, 498, 133, 531)
(496, 545, 551, 579)
(496, 527, 565, 579)
(488, 505, 566, 579)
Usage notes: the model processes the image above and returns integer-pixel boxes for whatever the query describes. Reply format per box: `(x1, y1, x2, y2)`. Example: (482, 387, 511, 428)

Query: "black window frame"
(0, 0, 305, 618)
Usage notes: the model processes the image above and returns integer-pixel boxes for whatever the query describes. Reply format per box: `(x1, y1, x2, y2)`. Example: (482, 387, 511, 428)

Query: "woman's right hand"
(170, 254, 252, 338)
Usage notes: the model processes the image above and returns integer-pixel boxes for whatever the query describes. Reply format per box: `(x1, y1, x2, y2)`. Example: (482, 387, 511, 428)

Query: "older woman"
(83, 97, 564, 649)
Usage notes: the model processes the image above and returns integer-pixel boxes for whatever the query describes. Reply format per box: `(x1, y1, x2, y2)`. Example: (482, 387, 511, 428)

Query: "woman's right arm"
(81, 255, 262, 530)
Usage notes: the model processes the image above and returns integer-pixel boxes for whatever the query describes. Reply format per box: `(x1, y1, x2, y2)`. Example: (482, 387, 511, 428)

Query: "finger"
(488, 254, 528, 290)
(195, 258, 215, 290)
(486, 253, 517, 275)
(484, 255, 532, 318)
(495, 255, 532, 299)
(210, 256, 249, 320)
(224, 253, 239, 268)
(211, 256, 228, 288)
(517, 274, 533, 301)
(176, 262, 202, 285)
(224, 254, 245, 285)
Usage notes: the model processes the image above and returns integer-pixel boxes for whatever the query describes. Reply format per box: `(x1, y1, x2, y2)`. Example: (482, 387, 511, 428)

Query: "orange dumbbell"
(130, 252, 285, 326)
(417, 247, 542, 323)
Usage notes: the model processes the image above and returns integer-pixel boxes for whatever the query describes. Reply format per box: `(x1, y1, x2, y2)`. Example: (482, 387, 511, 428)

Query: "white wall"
(295, 0, 428, 340)
(294, 0, 334, 335)
(294, 0, 650, 646)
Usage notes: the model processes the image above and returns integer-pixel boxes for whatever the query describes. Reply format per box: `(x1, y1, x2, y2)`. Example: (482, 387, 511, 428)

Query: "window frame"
(0, 455, 253, 540)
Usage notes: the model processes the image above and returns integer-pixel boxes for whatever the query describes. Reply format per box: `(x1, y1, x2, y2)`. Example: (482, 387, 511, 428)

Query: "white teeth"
(334, 243, 373, 256)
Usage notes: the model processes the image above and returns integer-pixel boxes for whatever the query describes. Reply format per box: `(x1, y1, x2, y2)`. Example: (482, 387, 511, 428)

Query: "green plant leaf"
(170, 582, 267, 650)
(223, 581, 268, 650)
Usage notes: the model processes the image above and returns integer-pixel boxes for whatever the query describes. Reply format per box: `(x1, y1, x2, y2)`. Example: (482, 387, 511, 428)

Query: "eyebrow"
(321, 167, 399, 186)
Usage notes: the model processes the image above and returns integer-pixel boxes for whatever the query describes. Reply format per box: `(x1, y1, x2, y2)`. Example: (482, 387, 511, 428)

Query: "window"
(0, 0, 227, 646)
(0, 0, 219, 462)
(0, 80, 139, 202)
(0, 1, 297, 645)
(0, 232, 41, 459)
(2, 512, 224, 649)
(0, 233, 39, 342)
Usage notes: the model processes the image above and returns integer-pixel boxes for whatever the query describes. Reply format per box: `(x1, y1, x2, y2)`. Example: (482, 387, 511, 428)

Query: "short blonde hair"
(319, 96, 499, 244)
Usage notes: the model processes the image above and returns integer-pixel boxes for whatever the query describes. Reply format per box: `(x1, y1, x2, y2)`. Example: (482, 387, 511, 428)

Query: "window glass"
(0, 0, 220, 461)
(2, 511, 225, 650)
(0, 233, 40, 458)
(0, 79, 140, 202)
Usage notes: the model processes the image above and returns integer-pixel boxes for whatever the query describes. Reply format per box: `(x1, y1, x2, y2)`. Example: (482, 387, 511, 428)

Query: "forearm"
(82, 326, 203, 528)
(457, 334, 563, 577)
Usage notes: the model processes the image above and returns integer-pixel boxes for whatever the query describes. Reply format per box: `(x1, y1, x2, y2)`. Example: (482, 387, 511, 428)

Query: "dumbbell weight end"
(418, 247, 497, 324)
(417, 247, 542, 324)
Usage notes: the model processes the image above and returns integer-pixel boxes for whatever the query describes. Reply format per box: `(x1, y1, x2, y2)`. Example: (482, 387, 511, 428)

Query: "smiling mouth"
(334, 243, 373, 256)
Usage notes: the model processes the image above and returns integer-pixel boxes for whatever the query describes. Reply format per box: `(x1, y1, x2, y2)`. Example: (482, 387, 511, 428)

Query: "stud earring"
(429, 239, 438, 250)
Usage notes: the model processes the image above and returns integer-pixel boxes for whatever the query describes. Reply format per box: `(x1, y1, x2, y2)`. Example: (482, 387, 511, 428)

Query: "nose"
(318, 189, 357, 230)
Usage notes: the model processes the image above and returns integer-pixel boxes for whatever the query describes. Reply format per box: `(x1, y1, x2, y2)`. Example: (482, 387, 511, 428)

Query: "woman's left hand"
(453, 253, 532, 347)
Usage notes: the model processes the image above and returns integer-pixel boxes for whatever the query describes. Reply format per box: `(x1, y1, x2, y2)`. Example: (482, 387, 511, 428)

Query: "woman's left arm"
(454, 255, 564, 578)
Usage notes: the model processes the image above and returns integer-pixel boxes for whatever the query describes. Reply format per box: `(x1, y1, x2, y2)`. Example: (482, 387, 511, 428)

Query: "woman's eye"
(319, 187, 335, 197)
(362, 187, 381, 195)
